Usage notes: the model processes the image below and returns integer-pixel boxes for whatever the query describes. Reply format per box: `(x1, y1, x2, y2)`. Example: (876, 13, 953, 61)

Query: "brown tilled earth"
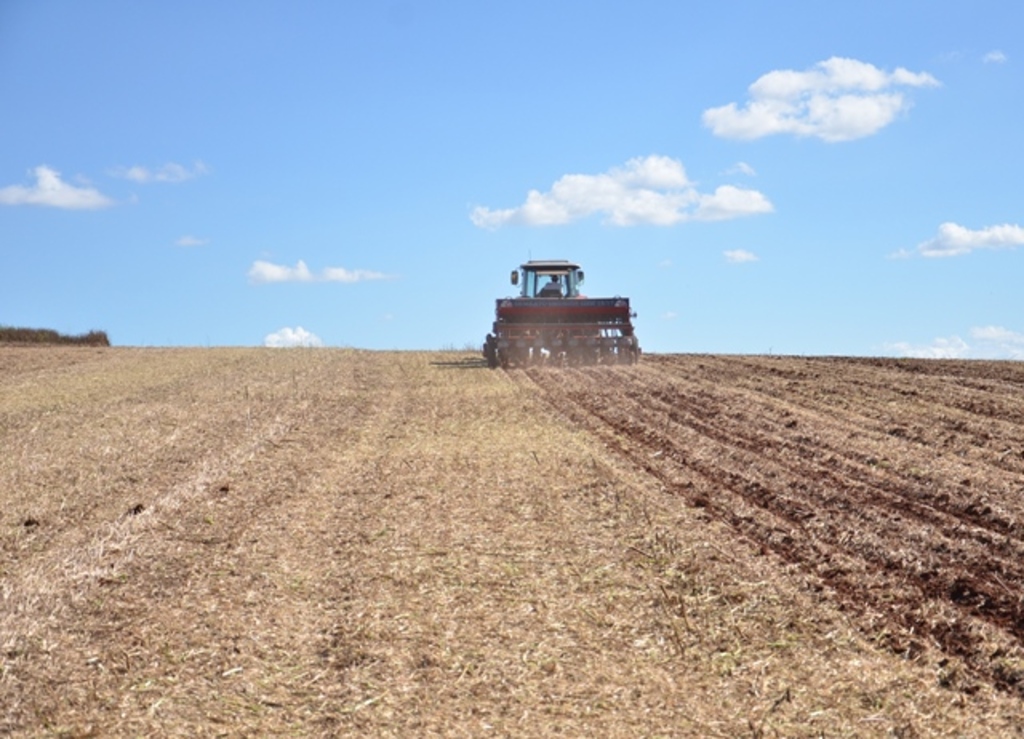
(2, 346, 1024, 737)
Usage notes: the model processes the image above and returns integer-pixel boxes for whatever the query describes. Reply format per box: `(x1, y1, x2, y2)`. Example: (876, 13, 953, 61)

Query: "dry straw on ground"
(2, 346, 1024, 736)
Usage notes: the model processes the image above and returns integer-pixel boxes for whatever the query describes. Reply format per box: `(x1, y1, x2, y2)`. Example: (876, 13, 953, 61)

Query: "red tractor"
(483, 260, 640, 368)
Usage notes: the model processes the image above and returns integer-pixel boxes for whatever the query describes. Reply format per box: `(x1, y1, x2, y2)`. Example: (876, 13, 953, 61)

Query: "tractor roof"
(520, 260, 581, 272)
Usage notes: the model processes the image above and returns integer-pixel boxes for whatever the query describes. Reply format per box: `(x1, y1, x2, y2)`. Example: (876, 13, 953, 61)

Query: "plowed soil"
(3, 347, 1024, 736)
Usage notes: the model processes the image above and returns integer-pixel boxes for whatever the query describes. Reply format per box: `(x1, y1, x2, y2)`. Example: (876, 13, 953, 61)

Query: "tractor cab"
(512, 260, 584, 299)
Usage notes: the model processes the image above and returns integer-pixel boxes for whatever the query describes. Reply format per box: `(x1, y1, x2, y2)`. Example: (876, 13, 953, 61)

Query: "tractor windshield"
(522, 269, 581, 298)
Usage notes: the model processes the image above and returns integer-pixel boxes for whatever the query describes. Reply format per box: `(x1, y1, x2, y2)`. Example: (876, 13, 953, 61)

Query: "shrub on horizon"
(0, 326, 111, 346)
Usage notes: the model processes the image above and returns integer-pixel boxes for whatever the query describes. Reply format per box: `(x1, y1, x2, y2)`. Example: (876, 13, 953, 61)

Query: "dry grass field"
(3, 346, 1024, 736)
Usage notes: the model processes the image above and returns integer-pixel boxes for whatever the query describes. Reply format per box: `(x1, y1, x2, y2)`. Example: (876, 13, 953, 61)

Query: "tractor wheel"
(483, 335, 499, 369)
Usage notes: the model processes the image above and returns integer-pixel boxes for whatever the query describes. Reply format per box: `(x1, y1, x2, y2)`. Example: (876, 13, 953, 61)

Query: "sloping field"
(2, 347, 1024, 736)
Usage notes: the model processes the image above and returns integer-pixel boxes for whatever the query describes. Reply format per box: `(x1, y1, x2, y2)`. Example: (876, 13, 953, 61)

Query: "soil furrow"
(521, 358, 1024, 696)
(649, 355, 1024, 478)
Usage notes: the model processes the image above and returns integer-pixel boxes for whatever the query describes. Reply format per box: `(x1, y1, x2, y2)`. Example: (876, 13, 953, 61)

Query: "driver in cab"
(538, 276, 563, 298)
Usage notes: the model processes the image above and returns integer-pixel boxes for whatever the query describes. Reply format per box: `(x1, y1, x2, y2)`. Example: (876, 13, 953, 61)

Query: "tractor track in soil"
(519, 355, 1024, 696)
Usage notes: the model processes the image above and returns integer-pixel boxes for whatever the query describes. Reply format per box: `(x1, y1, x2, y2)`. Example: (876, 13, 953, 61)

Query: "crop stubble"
(2, 347, 1024, 736)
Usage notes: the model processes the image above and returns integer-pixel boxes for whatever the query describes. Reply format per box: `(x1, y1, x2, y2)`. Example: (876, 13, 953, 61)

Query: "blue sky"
(1, 1, 1021, 357)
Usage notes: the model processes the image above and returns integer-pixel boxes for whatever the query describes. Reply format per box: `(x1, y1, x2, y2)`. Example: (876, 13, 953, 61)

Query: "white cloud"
(724, 161, 756, 177)
(984, 50, 1008, 64)
(915, 222, 1024, 257)
(662, 311, 678, 320)
(471, 155, 773, 229)
(248, 259, 391, 284)
(886, 326, 1024, 360)
(0, 165, 114, 209)
(724, 249, 759, 263)
(970, 326, 1024, 359)
(885, 336, 970, 359)
(321, 266, 392, 283)
(703, 57, 940, 142)
(176, 235, 208, 247)
(263, 327, 324, 348)
(971, 326, 1024, 345)
(697, 186, 773, 222)
(110, 160, 209, 183)
(250, 260, 313, 283)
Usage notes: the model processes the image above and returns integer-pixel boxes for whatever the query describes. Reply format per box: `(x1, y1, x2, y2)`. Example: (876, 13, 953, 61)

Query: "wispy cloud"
(264, 326, 324, 348)
(885, 326, 1024, 360)
(248, 259, 392, 284)
(885, 336, 969, 359)
(724, 249, 759, 263)
(724, 161, 756, 177)
(971, 326, 1024, 358)
(471, 155, 773, 229)
(175, 235, 208, 247)
(703, 57, 939, 142)
(0, 165, 114, 209)
(110, 160, 209, 183)
(983, 50, 1008, 64)
(911, 222, 1024, 257)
